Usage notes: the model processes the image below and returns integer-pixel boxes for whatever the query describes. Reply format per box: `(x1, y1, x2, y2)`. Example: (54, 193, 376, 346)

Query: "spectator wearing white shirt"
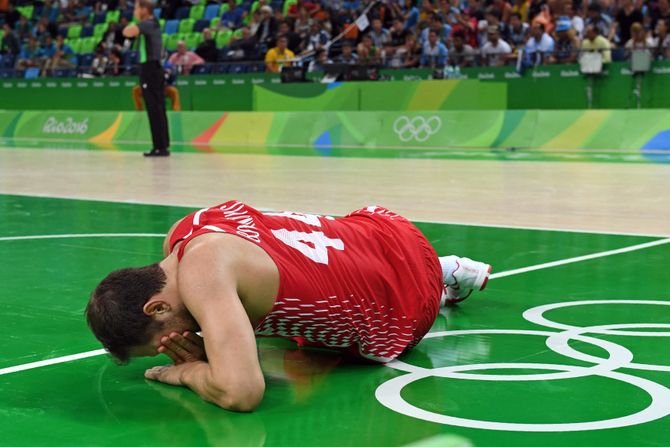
(481, 26, 512, 66)
(525, 23, 555, 66)
(420, 29, 448, 67)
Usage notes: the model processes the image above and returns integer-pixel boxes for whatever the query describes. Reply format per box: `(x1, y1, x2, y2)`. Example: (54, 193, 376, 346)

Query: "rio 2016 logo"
(393, 116, 442, 143)
(42, 117, 89, 135)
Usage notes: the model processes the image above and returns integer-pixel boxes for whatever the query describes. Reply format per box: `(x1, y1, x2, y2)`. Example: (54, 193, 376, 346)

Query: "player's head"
(86, 263, 198, 363)
(134, 0, 154, 21)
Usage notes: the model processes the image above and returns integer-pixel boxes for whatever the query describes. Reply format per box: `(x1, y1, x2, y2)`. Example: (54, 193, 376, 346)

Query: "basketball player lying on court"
(86, 201, 491, 411)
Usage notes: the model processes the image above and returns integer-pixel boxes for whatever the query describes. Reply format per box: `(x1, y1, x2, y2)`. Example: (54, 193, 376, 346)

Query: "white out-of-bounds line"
(490, 238, 670, 280)
(0, 233, 164, 242)
(2, 237, 670, 377)
(0, 349, 107, 376)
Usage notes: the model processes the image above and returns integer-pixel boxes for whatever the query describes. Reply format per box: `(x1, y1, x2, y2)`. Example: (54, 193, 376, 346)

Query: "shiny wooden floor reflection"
(0, 148, 669, 236)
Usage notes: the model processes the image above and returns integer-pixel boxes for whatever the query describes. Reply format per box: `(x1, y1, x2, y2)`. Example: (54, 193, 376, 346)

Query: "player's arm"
(146, 240, 265, 411)
(123, 23, 140, 38)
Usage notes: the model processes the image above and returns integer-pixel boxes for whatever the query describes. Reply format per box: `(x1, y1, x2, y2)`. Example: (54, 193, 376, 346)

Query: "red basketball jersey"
(169, 201, 443, 362)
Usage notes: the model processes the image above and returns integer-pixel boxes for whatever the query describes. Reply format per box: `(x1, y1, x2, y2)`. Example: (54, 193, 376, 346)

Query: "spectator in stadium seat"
(294, 6, 314, 39)
(220, 0, 246, 29)
(481, 26, 512, 66)
(264, 35, 295, 73)
(387, 32, 420, 68)
(581, 24, 612, 64)
(106, 48, 124, 77)
(306, 20, 331, 52)
(612, 0, 643, 47)
(308, 48, 332, 72)
(524, 23, 554, 65)
(195, 28, 217, 64)
(15, 36, 40, 71)
(1, 23, 20, 56)
(15, 14, 31, 41)
(563, 1, 584, 39)
(402, 0, 421, 31)
(420, 14, 451, 47)
(624, 22, 653, 58)
(42, 35, 75, 76)
(420, 29, 448, 67)
(651, 19, 670, 59)
(484, 8, 508, 43)
(277, 21, 302, 53)
(335, 40, 358, 64)
(388, 17, 409, 54)
(586, 4, 613, 43)
(651, 0, 670, 29)
(256, 5, 278, 48)
(247, 10, 262, 35)
(449, 30, 476, 67)
(357, 34, 380, 65)
(508, 12, 529, 50)
(33, 21, 51, 47)
(369, 18, 391, 49)
(91, 46, 110, 77)
(227, 26, 258, 60)
(168, 41, 205, 75)
(549, 17, 578, 64)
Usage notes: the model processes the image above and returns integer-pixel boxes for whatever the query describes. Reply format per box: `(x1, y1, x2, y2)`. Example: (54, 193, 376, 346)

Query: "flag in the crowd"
(355, 13, 370, 31)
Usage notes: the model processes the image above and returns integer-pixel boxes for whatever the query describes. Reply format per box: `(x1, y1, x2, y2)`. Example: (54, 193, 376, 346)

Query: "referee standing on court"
(123, 0, 170, 157)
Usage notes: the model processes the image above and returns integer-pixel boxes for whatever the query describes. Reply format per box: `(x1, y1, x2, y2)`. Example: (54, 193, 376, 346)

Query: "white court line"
(490, 238, 670, 280)
(0, 349, 107, 376)
(2, 191, 668, 239)
(1, 235, 669, 377)
(0, 233, 164, 242)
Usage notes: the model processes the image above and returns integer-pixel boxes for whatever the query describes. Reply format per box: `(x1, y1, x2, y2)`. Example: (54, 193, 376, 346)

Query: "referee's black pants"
(139, 61, 170, 151)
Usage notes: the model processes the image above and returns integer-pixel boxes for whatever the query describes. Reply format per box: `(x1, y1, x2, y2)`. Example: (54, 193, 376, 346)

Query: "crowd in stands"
(0, 0, 669, 79)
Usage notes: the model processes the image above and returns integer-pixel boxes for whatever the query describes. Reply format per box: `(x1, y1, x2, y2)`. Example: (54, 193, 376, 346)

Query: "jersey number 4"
(268, 213, 344, 265)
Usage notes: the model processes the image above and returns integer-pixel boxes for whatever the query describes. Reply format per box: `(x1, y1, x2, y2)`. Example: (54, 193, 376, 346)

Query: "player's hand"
(158, 331, 207, 364)
(144, 364, 184, 386)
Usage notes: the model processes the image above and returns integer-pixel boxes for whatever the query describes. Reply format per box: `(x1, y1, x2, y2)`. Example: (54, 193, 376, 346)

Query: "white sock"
(439, 256, 460, 286)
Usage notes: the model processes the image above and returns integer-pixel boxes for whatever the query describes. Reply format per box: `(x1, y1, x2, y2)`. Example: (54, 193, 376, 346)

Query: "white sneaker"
(441, 257, 492, 305)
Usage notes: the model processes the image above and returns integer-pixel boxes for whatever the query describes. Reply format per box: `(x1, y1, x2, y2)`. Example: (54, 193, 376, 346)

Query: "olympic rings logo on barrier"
(375, 300, 670, 432)
(393, 116, 442, 143)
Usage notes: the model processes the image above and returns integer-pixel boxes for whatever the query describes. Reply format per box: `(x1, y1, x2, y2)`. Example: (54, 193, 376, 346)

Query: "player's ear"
(143, 300, 171, 316)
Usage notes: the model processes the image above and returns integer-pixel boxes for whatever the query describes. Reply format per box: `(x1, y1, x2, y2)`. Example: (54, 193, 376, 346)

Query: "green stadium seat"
(179, 18, 195, 34)
(17, 5, 34, 19)
(93, 23, 108, 39)
(210, 18, 220, 29)
(166, 33, 186, 52)
(0, 30, 4, 42)
(106, 10, 120, 23)
(162, 33, 168, 48)
(80, 37, 97, 54)
(185, 33, 203, 50)
(221, 4, 230, 14)
(159, 19, 166, 31)
(215, 30, 233, 49)
(189, 5, 205, 20)
(233, 29, 243, 39)
(68, 38, 82, 54)
(67, 25, 82, 39)
(251, 1, 260, 14)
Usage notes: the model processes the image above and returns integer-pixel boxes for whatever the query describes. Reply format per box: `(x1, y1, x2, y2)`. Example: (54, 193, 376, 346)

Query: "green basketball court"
(1, 194, 668, 446)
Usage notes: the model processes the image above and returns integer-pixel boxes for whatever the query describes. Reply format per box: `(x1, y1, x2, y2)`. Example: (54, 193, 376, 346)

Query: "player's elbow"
(214, 381, 265, 412)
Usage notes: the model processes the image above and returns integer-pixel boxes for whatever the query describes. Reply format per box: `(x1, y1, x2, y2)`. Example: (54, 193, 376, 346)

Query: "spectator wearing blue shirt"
(404, 1, 420, 31)
(43, 35, 75, 76)
(524, 23, 555, 66)
(421, 30, 448, 67)
(420, 14, 452, 47)
(220, 0, 246, 29)
(15, 36, 40, 70)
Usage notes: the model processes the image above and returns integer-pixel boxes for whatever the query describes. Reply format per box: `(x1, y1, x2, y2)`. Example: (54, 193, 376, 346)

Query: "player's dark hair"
(86, 263, 166, 363)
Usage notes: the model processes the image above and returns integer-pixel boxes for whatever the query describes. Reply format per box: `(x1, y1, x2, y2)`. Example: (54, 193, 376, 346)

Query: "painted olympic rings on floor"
(376, 300, 670, 432)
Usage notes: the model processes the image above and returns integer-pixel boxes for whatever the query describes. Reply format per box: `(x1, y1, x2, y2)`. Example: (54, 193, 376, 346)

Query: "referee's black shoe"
(143, 148, 170, 157)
